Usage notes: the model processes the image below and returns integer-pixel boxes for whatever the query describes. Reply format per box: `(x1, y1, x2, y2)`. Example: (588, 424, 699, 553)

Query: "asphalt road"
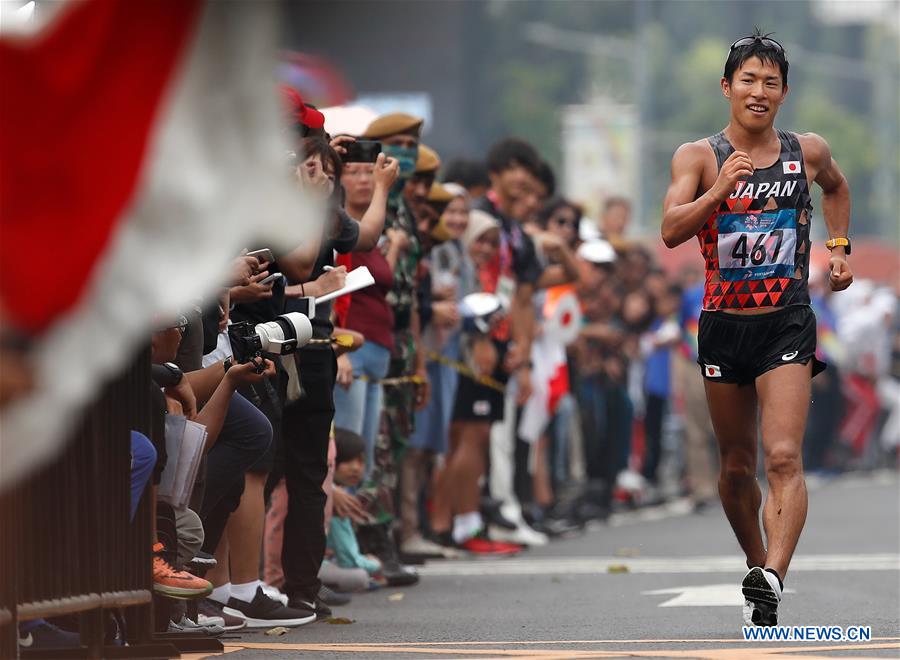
(194, 471, 900, 659)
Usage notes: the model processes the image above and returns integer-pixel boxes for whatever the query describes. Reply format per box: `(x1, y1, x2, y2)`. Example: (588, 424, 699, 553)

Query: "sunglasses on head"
(171, 315, 188, 335)
(154, 314, 188, 335)
(730, 35, 784, 53)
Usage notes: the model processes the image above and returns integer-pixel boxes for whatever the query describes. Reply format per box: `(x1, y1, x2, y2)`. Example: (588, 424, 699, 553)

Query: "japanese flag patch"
(782, 160, 801, 175)
(704, 364, 722, 378)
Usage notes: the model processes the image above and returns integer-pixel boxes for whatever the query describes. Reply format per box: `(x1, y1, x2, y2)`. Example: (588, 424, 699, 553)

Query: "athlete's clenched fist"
(828, 256, 853, 292)
(710, 150, 755, 202)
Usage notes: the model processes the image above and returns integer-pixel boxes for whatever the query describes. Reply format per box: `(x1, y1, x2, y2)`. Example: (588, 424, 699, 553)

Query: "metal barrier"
(0, 348, 182, 658)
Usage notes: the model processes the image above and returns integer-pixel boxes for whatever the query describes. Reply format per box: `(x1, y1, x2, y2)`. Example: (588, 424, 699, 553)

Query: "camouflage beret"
(415, 144, 441, 174)
(427, 181, 454, 204)
(362, 112, 424, 139)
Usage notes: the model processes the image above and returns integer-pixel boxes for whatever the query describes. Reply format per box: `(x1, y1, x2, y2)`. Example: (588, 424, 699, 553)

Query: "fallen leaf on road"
(388, 593, 405, 601)
(325, 617, 355, 625)
(608, 564, 630, 573)
(265, 626, 290, 636)
(615, 547, 640, 557)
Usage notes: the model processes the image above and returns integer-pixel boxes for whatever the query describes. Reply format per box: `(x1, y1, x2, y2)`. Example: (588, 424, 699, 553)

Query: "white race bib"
(716, 210, 797, 281)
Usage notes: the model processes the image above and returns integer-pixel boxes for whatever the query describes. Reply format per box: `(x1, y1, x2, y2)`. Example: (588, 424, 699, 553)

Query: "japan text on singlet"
(697, 130, 813, 311)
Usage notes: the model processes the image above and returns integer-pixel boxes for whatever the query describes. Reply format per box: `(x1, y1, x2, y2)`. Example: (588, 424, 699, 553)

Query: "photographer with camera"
(232, 121, 397, 617)
(280, 136, 374, 614)
(150, 311, 277, 617)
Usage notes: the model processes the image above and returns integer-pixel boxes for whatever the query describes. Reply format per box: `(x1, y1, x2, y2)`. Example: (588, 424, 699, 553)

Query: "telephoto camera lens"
(254, 312, 313, 355)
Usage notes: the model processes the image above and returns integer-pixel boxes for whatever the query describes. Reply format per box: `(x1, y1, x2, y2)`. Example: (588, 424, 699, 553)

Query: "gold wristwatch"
(825, 237, 851, 255)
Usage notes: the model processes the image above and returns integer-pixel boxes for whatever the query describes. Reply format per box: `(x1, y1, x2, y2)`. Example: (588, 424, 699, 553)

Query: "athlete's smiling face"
(721, 56, 788, 130)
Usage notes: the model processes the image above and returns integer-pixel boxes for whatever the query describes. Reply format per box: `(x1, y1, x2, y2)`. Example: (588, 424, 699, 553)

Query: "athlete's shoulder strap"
(777, 129, 802, 153)
(777, 130, 806, 169)
(706, 131, 733, 169)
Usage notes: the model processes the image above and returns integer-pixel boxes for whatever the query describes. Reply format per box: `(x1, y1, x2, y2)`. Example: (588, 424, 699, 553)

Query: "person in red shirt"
(333, 159, 405, 474)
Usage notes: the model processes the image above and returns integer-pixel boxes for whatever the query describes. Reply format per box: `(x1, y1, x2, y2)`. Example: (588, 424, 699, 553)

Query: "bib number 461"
(730, 229, 784, 267)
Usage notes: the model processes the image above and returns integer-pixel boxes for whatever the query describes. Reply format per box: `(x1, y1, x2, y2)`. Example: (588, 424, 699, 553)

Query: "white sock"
(210, 582, 231, 605)
(230, 581, 258, 603)
(259, 580, 288, 604)
(452, 512, 483, 544)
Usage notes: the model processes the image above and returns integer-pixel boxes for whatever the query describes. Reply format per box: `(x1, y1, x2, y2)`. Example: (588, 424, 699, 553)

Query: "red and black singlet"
(697, 130, 813, 311)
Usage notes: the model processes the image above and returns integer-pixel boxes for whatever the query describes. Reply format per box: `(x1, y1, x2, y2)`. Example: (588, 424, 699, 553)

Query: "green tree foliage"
(479, 0, 898, 239)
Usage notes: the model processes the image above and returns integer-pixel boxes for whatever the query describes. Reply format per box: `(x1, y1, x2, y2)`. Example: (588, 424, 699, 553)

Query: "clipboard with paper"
(315, 266, 375, 304)
(158, 415, 207, 510)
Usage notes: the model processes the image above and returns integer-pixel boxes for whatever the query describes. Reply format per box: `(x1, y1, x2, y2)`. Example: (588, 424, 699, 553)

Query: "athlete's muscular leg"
(755, 362, 811, 579)
(705, 380, 766, 569)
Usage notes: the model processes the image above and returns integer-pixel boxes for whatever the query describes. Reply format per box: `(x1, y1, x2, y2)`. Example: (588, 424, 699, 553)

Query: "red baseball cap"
(279, 84, 325, 130)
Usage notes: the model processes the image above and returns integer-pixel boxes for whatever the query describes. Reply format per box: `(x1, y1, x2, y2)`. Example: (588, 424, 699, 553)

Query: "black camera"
(228, 312, 313, 372)
(341, 140, 382, 163)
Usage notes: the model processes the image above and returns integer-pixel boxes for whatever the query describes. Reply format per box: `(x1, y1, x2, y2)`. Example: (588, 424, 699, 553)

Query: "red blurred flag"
(0, 0, 321, 490)
(0, 0, 203, 333)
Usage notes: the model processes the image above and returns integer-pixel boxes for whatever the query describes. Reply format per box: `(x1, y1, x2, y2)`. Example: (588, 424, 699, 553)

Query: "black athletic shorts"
(453, 339, 508, 422)
(697, 305, 826, 386)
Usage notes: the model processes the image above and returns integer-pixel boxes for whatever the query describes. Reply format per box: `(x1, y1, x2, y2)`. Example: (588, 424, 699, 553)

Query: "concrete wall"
(284, 1, 487, 162)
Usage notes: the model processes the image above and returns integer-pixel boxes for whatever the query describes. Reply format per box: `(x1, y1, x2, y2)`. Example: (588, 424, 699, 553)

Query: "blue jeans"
(130, 431, 157, 520)
(410, 339, 460, 454)
(333, 341, 391, 476)
(547, 393, 575, 486)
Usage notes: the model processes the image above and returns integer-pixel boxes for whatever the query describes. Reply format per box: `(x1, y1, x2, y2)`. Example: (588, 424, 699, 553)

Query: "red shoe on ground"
(459, 536, 522, 557)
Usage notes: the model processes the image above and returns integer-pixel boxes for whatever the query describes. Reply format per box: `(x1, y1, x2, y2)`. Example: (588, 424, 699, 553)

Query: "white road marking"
(838, 470, 899, 489)
(643, 583, 796, 607)
(417, 554, 900, 577)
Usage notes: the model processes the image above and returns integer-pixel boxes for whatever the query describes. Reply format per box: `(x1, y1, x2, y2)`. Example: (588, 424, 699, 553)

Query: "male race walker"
(661, 31, 853, 626)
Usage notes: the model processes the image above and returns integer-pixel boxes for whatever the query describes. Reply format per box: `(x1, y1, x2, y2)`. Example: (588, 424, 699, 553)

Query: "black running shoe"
(223, 587, 315, 628)
(380, 557, 420, 587)
(481, 496, 517, 530)
(186, 551, 217, 573)
(318, 585, 352, 607)
(315, 598, 332, 619)
(199, 598, 246, 631)
(531, 516, 583, 538)
(286, 595, 331, 620)
(741, 567, 782, 627)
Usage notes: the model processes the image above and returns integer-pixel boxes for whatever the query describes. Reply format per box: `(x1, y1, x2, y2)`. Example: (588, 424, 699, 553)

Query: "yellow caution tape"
(307, 335, 355, 347)
(426, 351, 506, 393)
(333, 334, 354, 348)
(355, 374, 425, 386)
(345, 352, 506, 393)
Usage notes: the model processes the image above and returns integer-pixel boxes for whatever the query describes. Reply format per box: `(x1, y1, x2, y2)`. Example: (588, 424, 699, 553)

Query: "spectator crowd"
(18, 87, 900, 648)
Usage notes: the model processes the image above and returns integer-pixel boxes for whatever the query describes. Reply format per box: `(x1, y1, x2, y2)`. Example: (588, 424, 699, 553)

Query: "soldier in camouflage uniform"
(355, 113, 430, 522)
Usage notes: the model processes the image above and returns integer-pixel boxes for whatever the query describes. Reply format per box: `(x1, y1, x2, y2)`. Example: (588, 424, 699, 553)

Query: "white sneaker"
(616, 469, 646, 493)
(489, 523, 549, 547)
(741, 567, 782, 626)
(173, 616, 224, 637)
(197, 613, 225, 628)
(261, 583, 289, 606)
